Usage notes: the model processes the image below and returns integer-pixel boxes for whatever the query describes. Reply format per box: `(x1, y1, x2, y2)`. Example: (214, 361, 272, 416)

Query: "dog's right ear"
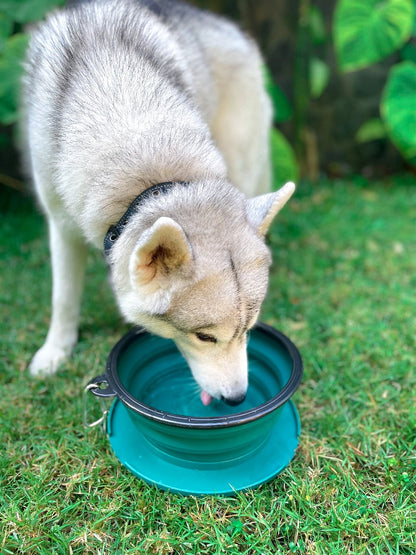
(129, 217, 193, 291)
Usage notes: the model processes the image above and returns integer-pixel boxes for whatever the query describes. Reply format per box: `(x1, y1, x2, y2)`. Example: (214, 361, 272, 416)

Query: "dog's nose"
(222, 393, 246, 406)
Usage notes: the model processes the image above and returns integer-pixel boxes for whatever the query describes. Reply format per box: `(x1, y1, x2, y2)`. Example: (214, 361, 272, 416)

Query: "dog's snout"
(222, 393, 246, 406)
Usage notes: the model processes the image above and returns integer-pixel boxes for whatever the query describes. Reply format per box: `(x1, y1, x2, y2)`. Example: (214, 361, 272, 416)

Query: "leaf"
(0, 12, 13, 53)
(355, 118, 387, 143)
(0, 33, 29, 95)
(0, 0, 64, 24)
(0, 33, 29, 125)
(309, 6, 327, 45)
(381, 61, 416, 163)
(0, 92, 18, 125)
(334, 0, 414, 72)
(310, 57, 330, 98)
(271, 128, 299, 187)
(401, 42, 416, 62)
(413, 0, 416, 35)
(263, 66, 293, 123)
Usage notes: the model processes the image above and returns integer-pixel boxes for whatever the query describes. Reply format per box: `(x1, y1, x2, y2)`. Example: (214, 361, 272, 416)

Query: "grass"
(1, 175, 415, 554)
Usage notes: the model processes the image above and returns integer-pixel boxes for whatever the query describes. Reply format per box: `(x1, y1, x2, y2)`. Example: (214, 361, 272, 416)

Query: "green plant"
(0, 0, 64, 126)
(270, 127, 299, 186)
(293, 0, 330, 180)
(0, 33, 29, 125)
(334, 0, 416, 166)
(263, 2, 330, 183)
(263, 66, 299, 186)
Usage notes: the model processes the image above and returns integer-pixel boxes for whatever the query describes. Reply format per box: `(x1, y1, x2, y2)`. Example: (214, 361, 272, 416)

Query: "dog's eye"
(195, 332, 217, 344)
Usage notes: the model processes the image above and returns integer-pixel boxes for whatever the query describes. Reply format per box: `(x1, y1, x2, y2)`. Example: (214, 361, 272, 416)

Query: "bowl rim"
(94, 322, 303, 429)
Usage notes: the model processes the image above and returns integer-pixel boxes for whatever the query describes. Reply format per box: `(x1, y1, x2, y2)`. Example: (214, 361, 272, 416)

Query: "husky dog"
(23, 0, 294, 406)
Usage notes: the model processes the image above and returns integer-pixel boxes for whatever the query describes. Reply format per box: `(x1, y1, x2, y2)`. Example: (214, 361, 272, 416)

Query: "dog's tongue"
(200, 390, 213, 406)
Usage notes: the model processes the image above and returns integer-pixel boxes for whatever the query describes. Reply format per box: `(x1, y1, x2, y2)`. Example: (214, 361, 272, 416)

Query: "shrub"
(334, 0, 416, 166)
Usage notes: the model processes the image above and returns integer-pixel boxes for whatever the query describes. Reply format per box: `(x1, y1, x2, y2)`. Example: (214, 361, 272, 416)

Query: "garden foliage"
(334, 0, 416, 166)
(0, 0, 64, 125)
(3, 0, 416, 180)
(264, 66, 299, 184)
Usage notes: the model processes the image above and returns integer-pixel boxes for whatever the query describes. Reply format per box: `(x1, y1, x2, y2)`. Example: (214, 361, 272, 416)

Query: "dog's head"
(111, 181, 295, 405)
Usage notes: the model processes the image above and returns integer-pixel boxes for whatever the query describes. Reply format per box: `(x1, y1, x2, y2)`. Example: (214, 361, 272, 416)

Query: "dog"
(22, 0, 294, 406)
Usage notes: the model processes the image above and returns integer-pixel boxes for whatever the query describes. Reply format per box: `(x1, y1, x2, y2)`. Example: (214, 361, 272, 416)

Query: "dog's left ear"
(246, 181, 295, 235)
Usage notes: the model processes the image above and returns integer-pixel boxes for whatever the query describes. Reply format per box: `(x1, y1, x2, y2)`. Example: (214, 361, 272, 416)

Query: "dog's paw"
(29, 344, 69, 376)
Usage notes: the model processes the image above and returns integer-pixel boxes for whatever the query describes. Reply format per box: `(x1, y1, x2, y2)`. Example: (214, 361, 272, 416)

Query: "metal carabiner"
(83, 382, 110, 431)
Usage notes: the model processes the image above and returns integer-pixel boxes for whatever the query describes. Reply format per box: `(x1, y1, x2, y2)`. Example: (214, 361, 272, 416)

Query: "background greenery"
(334, 0, 416, 167)
(1, 175, 415, 553)
(3, 0, 416, 184)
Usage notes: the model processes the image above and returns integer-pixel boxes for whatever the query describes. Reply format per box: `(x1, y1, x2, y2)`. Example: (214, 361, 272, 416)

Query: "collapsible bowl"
(88, 322, 302, 495)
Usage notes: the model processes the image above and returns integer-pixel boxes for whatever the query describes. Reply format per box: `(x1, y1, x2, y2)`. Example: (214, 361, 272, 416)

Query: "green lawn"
(1, 176, 415, 554)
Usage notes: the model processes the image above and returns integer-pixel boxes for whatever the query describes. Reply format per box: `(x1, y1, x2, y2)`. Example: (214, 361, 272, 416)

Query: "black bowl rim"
(92, 322, 303, 429)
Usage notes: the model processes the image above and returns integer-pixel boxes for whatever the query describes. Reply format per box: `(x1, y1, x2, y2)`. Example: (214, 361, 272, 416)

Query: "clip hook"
(83, 382, 109, 431)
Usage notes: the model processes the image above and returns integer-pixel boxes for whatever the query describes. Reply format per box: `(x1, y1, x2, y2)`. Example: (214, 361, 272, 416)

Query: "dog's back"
(23, 0, 264, 244)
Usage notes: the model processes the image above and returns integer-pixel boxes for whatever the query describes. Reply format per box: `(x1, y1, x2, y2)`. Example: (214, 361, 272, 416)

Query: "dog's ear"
(129, 217, 192, 288)
(246, 181, 295, 235)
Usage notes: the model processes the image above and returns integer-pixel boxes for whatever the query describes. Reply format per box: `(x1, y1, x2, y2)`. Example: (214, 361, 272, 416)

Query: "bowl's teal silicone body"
(108, 397, 300, 494)
(90, 323, 302, 494)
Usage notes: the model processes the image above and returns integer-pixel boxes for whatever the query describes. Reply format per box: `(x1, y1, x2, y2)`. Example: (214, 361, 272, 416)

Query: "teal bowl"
(89, 322, 302, 494)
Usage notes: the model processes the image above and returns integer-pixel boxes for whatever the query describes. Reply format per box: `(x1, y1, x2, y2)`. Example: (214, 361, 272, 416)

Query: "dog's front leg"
(29, 218, 88, 376)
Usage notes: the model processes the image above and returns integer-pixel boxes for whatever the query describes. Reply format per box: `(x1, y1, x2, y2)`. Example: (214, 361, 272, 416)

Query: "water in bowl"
(118, 333, 286, 418)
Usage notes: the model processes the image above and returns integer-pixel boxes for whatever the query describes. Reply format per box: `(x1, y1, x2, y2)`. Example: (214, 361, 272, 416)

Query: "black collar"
(104, 181, 188, 260)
